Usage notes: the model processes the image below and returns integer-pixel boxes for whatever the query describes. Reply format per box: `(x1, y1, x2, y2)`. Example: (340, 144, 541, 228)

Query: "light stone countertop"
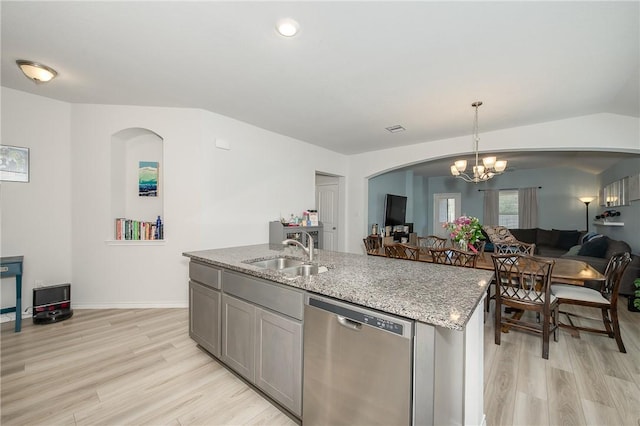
(183, 244, 494, 330)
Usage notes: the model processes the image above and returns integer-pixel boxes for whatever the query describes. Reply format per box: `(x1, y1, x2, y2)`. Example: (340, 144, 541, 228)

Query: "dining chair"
(486, 241, 537, 312)
(493, 241, 536, 255)
(416, 235, 448, 259)
(491, 254, 558, 359)
(363, 235, 382, 255)
(550, 252, 631, 353)
(384, 243, 419, 260)
(430, 248, 478, 268)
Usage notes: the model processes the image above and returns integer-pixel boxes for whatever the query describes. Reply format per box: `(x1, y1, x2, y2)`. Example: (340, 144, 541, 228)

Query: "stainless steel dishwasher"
(303, 295, 413, 426)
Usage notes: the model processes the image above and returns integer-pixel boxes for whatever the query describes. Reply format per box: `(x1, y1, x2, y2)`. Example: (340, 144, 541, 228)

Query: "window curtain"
(483, 189, 499, 226)
(519, 187, 539, 228)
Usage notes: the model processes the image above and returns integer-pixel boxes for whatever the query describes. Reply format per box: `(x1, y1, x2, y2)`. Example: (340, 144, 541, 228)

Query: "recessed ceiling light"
(276, 18, 299, 37)
(385, 125, 406, 133)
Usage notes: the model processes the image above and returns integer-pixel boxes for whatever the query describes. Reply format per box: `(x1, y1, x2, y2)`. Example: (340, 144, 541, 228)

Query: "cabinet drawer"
(189, 261, 221, 289)
(223, 271, 303, 320)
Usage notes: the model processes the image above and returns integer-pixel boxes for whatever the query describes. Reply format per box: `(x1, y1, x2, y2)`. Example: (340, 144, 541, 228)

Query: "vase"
(458, 239, 468, 251)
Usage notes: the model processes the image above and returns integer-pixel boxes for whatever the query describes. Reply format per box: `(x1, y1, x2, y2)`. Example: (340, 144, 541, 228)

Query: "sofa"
(507, 228, 639, 297)
(508, 228, 584, 257)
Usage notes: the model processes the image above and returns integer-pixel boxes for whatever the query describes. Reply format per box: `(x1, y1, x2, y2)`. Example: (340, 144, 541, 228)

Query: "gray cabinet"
(222, 271, 303, 416)
(188, 261, 222, 358)
(188, 261, 304, 418)
(255, 307, 302, 415)
(269, 221, 323, 249)
(221, 294, 255, 381)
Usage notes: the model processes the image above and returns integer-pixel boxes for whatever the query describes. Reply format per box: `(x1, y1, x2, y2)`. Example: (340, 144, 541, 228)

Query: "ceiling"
(2, 1, 639, 173)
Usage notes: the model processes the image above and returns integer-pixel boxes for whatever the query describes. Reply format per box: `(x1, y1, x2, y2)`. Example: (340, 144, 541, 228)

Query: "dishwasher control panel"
(308, 297, 410, 337)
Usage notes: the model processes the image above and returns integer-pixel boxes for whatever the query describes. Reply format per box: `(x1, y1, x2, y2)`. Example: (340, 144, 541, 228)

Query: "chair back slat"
(363, 236, 382, 254)
(430, 248, 478, 268)
(492, 254, 554, 306)
(493, 241, 536, 255)
(602, 252, 632, 304)
(384, 243, 419, 260)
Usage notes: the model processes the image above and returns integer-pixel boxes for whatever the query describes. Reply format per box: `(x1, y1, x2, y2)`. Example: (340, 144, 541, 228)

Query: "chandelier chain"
(450, 101, 507, 183)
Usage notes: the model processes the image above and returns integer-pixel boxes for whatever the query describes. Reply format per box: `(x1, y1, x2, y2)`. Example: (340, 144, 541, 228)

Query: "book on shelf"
(114, 217, 164, 240)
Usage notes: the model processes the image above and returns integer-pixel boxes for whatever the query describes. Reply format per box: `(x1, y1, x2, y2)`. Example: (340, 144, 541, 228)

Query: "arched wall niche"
(110, 127, 164, 240)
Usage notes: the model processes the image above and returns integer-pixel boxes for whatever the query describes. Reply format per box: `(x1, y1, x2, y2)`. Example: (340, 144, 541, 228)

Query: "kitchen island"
(183, 244, 493, 425)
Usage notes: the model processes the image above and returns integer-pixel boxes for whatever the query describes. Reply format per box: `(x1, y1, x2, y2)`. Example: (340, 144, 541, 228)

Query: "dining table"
(372, 243, 606, 334)
(371, 243, 606, 285)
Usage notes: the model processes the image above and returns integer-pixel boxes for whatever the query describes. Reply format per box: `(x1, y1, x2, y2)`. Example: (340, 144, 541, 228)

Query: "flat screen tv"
(384, 194, 407, 227)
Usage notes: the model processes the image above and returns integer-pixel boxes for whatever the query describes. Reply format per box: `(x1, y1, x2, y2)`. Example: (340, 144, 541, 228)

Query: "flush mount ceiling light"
(450, 101, 507, 183)
(16, 60, 58, 83)
(276, 18, 299, 37)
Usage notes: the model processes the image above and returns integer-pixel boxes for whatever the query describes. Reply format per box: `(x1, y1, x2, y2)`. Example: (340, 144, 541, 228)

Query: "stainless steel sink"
(245, 257, 320, 277)
(248, 257, 305, 270)
(286, 263, 319, 277)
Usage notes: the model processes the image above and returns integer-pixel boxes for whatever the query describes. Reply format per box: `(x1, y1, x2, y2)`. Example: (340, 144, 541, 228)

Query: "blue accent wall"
(369, 166, 601, 236)
(597, 158, 640, 253)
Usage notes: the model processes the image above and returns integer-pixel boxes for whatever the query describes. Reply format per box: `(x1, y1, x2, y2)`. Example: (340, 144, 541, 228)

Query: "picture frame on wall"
(0, 145, 30, 182)
(138, 161, 158, 196)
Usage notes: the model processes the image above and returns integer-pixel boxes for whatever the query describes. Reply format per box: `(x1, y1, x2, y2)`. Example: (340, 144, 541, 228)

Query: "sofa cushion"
(578, 236, 609, 258)
(537, 229, 559, 247)
(510, 228, 536, 244)
(554, 229, 582, 250)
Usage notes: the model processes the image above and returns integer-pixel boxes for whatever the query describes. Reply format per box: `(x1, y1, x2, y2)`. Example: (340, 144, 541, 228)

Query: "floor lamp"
(579, 196, 596, 232)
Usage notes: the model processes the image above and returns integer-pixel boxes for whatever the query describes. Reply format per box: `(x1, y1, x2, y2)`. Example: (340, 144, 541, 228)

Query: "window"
(499, 190, 518, 228)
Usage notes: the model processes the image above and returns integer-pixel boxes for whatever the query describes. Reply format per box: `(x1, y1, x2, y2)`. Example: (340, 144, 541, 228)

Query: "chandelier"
(450, 101, 507, 183)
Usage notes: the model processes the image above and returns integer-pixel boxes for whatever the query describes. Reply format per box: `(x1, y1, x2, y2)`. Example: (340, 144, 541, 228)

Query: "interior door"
(433, 193, 461, 238)
(316, 182, 339, 251)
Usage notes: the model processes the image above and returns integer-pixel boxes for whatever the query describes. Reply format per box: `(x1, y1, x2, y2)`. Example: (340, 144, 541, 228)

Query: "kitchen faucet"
(282, 232, 314, 262)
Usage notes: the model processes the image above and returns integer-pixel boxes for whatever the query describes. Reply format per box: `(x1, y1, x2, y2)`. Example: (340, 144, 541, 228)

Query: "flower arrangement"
(443, 216, 485, 252)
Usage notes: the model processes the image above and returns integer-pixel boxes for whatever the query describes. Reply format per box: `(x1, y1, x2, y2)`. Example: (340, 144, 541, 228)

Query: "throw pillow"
(581, 232, 603, 244)
(578, 236, 609, 258)
(483, 226, 517, 244)
(563, 245, 582, 256)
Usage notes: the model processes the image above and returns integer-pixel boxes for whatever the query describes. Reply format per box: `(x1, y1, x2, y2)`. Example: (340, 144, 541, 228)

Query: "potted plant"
(630, 278, 640, 312)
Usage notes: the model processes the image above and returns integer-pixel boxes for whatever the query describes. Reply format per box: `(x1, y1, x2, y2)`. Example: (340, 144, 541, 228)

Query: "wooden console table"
(1, 256, 23, 332)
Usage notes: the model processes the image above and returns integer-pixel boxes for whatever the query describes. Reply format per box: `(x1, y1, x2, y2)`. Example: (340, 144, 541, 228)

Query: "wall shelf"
(105, 240, 166, 246)
(593, 222, 624, 227)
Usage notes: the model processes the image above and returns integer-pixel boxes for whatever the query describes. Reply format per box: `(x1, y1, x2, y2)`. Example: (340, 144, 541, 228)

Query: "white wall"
(68, 103, 348, 307)
(1, 89, 347, 309)
(1, 88, 72, 313)
(346, 114, 640, 253)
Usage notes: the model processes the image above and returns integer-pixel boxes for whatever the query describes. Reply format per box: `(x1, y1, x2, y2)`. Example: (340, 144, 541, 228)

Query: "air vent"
(385, 125, 406, 133)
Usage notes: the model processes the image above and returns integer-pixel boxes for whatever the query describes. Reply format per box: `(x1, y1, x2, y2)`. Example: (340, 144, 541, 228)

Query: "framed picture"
(138, 161, 158, 196)
(0, 145, 30, 182)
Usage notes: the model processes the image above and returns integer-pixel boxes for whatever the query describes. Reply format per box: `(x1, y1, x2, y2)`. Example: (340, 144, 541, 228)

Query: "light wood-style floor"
(484, 301, 640, 426)
(1, 304, 639, 425)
